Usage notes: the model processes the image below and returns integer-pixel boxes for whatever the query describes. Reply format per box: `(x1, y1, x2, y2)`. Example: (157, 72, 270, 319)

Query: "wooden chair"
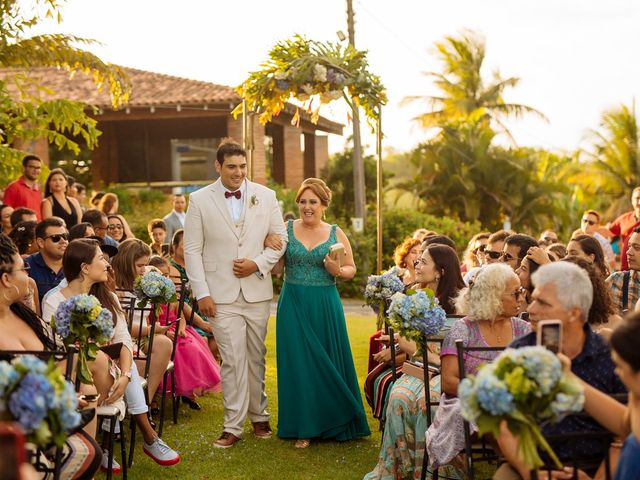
(455, 339, 505, 480)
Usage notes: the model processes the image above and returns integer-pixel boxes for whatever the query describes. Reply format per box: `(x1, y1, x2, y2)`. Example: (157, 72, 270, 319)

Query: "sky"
(33, 0, 640, 155)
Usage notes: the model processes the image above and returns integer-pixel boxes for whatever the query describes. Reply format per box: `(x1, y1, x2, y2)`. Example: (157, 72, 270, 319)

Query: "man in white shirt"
(163, 193, 187, 243)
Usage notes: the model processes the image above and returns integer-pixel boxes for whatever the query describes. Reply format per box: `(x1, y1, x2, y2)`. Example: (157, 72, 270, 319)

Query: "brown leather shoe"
(213, 431, 241, 449)
(252, 421, 272, 439)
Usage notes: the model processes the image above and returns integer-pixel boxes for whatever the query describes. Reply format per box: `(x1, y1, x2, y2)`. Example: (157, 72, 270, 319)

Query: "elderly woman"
(423, 263, 531, 475)
(364, 244, 465, 480)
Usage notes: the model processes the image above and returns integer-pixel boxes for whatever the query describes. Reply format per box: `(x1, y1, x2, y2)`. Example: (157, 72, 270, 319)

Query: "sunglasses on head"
(44, 233, 69, 243)
(485, 250, 502, 260)
(581, 218, 596, 226)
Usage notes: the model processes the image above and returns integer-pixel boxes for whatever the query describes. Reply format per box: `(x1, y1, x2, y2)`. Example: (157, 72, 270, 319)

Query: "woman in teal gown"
(276, 178, 370, 448)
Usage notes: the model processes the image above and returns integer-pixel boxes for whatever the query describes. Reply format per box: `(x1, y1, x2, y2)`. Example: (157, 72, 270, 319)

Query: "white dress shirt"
(222, 180, 246, 223)
(174, 210, 186, 227)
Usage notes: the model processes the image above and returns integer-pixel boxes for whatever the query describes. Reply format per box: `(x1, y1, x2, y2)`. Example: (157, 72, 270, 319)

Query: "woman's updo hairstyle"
(295, 178, 332, 207)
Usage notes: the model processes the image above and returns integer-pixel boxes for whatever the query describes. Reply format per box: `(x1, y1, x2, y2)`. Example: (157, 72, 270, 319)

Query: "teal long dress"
(276, 220, 371, 441)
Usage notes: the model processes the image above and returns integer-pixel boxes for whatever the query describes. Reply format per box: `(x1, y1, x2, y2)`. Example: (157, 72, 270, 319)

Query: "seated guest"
(8, 221, 38, 257)
(546, 242, 567, 261)
(464, 229, 514, 285)
(168, 229, 220, 360)
(461, 232, 490, 274)
(107, 214, 133, 243)
(568, 234, 610, 278)
(607, 227, 640, 315)
(501, 233, 538, 270)
(1, 204, 13, 234)
(10, 207, 37, 228)
(563, 314, 640, 480)
(538, 229, 559, 247)
(364, 245, 466, 480)
(0, 233, 102, 479)
(393, 237, 422, 287)
(82, 209, 118, 248)
(42, 239, 180, 471)
(423, 264, 531, 473)
(422, 234, 456, 251)
(147, 218, 168, 256)
(109, 239, 175, 407)
(25, 217, 68, 303)
(495, 262, 626, 480)
(68, 222, 95, 241)
(147, 255, 221, 409)
(562, 256, 622, 337)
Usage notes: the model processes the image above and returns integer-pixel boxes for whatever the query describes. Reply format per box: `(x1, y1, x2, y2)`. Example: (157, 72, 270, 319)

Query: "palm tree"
(403, 30, 546, 141)
(582, 102, 640, 217)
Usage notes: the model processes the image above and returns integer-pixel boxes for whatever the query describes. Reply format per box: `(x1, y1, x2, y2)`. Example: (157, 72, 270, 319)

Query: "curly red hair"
(393, 237, 422, 268)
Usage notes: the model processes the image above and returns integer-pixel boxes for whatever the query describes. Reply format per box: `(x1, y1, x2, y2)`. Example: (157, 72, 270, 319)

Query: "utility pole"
(346, 0, 366, 229)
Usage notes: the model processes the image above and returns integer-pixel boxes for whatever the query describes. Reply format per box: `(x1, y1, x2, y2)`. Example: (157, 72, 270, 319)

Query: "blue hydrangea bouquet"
(51, 294, 114, 385)
(364, 266, 405, 330)
(134, 270, 177, 315)
(0, 356, 80, 448)
(458, 346, 584, 469)
(386, 288, 447, 353)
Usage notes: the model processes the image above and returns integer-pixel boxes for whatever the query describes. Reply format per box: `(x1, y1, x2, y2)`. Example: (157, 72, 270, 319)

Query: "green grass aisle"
(106, 313, 383, 479)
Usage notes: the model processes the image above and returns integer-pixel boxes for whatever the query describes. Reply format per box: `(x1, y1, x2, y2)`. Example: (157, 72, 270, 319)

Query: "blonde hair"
(455, 263, 516, 322)
(295, 178, 332, 207)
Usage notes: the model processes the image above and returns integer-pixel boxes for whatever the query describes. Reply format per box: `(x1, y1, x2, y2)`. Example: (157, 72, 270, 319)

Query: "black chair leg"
(159, 370, 168, 436)
(106, 416, 116, 480)
(171, 369, 178, 425)
(119, 419, 128, 479)
(128, 415, 136, 468)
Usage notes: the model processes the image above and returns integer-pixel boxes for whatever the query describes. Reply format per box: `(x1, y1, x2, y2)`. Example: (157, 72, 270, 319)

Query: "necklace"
(488, 320, 507, 343)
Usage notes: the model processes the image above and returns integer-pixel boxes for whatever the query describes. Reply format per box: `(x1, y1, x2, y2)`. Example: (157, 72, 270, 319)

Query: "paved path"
(270, 297, 375, 316)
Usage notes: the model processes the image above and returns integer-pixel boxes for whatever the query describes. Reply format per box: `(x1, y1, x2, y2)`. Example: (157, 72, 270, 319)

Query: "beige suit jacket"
(183, 179, 287, 304)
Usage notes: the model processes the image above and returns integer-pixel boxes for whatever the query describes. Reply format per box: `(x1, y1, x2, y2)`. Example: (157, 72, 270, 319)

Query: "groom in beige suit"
(184, 139, 287, 448)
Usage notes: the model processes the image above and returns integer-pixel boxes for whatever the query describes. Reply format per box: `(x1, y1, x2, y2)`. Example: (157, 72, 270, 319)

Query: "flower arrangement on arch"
(51, 294, 114, 385)
(364, 266, 405, 330)
(458, 346, 584, 470)
(134, 270, 177, 315)
(0, 356, 80, 448)
(386, 288, 447, 354)
(233, 34, 387, 129)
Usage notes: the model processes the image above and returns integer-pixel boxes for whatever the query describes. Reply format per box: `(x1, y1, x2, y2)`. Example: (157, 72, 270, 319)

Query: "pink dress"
(156, 304, 221, 397)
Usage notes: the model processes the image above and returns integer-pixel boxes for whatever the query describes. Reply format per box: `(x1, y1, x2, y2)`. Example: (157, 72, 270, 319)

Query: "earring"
(2, 285, 19, 302)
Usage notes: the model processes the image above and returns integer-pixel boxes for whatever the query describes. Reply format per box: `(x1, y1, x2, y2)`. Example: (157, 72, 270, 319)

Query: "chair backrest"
(455, 339, 506, 480)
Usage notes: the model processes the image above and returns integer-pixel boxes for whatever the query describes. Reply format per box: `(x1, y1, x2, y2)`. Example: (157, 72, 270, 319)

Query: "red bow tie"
(225, 190, 241, 199)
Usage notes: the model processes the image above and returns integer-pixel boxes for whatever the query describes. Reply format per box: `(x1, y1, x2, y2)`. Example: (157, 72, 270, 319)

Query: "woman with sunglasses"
(461, 232, 490, 274)
(41, 238, 180, 472)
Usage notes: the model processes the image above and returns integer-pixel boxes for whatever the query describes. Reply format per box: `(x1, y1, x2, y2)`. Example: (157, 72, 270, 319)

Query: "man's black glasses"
(44, 233, 69, 243)
(485, 250, 502, 260)
(581, 218, 596, 226)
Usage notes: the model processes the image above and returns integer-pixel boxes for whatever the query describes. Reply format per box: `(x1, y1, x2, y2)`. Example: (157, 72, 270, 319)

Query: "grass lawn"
(107, 313, 383, 479)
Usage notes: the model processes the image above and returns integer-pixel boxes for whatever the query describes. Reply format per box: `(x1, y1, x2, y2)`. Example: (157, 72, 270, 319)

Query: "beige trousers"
(210, 291, 271, 437)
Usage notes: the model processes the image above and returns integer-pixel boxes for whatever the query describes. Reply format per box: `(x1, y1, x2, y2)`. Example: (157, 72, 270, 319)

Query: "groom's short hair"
(216, 138, 246, 165)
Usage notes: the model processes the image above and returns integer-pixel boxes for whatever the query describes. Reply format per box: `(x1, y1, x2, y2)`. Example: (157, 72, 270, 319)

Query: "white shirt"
(173, 210, 186, 227)
(222, 180, 246, 223)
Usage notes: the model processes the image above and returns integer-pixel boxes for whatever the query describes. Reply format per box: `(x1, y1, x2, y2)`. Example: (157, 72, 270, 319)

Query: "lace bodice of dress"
(284, 220, 337, 287)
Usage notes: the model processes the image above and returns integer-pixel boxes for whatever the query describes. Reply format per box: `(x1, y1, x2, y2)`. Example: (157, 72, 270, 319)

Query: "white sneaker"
(143, 437, 180, 466)
(100, 449, 122, 474)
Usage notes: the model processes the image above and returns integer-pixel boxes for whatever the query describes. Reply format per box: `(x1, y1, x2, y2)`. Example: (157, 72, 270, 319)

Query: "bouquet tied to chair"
(364, 266, 405, 330)
(458, 346, 584, 470)
(133, 270, 178, 317)
(0, 355, 80, 448)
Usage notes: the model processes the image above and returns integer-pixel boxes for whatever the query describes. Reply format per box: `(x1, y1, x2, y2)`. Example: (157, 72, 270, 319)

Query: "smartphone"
(536, 320, 563, 354)
(0, 422, 26, 480)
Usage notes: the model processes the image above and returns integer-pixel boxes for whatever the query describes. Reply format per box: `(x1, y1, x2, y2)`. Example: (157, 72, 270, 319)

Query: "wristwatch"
(122, 371, 132, 382)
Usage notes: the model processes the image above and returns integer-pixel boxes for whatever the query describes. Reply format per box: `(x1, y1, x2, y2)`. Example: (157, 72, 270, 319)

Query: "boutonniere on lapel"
(250, 194, 259, 208)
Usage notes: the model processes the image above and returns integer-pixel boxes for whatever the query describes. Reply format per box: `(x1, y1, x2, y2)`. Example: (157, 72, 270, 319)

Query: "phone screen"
(538, 321, 562, 353)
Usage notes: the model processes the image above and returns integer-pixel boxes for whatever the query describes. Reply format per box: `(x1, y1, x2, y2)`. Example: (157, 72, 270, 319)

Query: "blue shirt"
(509, 324, 626, 464)
(615, 434, 640, 480)
(25, 252, 65, 304)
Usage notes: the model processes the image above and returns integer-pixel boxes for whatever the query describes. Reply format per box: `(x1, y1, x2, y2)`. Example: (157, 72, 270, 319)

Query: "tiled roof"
(0, 66, 239, 107)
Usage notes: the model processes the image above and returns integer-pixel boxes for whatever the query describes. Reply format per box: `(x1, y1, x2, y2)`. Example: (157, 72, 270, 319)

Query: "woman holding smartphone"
(273, 178, 370, 449)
